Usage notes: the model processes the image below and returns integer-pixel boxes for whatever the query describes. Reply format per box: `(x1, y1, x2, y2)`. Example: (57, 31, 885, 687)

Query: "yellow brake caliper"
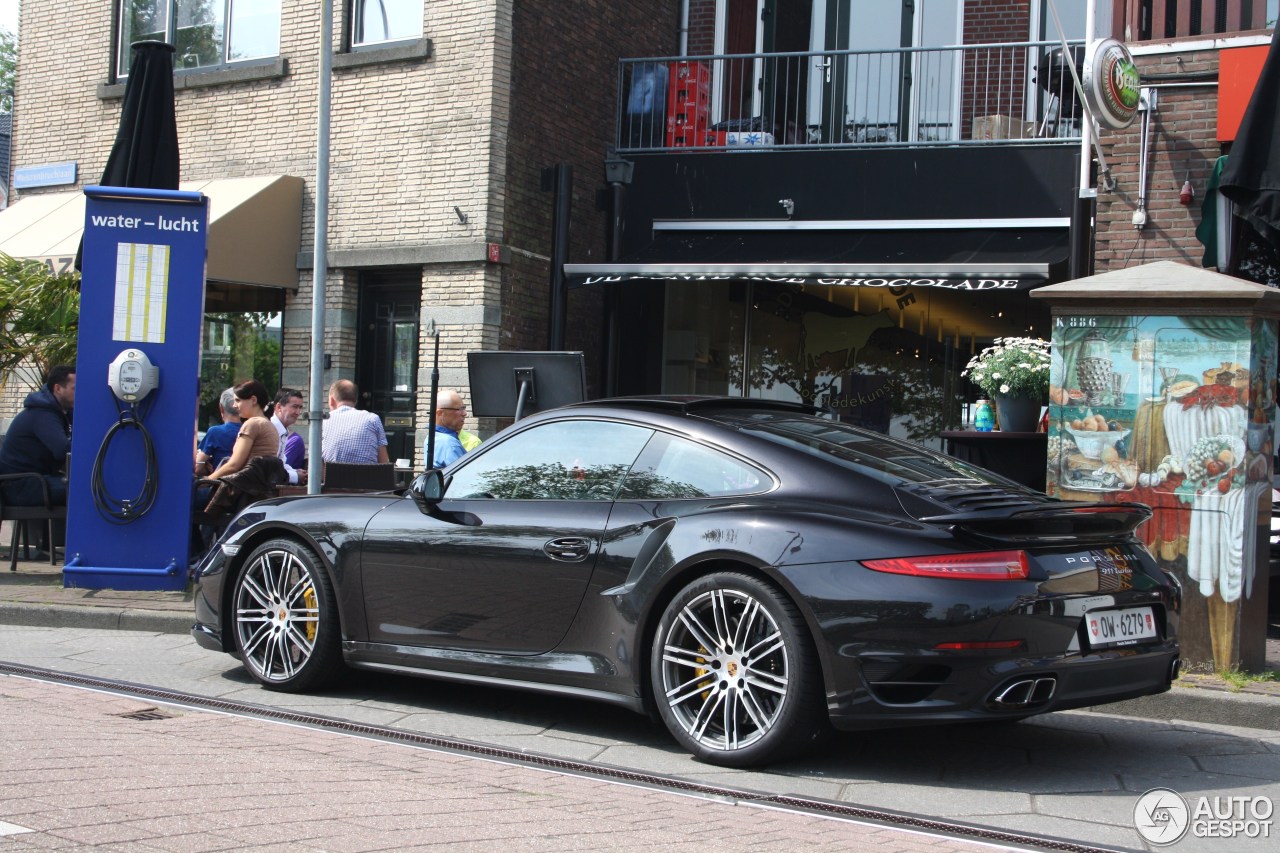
(303, 586, 318, 642)
(695, 646, 713, 699)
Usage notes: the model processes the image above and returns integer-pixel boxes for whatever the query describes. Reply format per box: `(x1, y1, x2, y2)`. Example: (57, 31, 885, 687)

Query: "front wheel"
(232, 537, 342, 692)
(650, 572, 828, 767)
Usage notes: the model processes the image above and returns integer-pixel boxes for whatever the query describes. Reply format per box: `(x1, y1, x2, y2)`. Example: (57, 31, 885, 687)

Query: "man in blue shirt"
(195, 387, 241, 474)
(429, 389, 468, 468)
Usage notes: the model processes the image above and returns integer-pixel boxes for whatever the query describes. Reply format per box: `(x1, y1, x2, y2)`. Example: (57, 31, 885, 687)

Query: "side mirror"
(409, 468, 446, 509)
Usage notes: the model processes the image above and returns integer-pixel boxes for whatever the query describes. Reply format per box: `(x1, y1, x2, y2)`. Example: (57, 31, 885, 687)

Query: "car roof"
(558, 395, 821, 417)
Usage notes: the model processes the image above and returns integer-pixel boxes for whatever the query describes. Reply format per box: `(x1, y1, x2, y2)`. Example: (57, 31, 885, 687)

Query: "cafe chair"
(322, 462, 397, 492)
(0, 472, 67, 571)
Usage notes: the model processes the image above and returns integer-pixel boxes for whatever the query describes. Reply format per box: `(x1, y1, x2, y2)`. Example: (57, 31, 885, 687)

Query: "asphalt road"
(1, 624, 1277, 852)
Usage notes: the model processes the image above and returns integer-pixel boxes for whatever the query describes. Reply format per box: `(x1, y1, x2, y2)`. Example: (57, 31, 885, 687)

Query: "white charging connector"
(107, 349, 159, 403)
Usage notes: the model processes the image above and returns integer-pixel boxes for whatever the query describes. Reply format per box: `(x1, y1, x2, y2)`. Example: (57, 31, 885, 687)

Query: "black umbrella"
(101, 41, 180, 189)
(76, 41, 180, 269)
(1219, 26, 1280, 284)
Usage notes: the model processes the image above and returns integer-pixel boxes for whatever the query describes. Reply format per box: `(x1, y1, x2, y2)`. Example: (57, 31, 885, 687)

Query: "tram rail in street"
(1, 659, 1118, 853)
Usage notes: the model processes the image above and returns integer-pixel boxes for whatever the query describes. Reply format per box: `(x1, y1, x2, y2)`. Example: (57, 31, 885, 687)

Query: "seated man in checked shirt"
(320, 379, 389, 464)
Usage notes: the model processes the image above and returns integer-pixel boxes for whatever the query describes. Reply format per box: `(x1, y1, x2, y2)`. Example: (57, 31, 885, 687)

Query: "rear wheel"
(651, 572, 828, 767)
(232, 537, 342, 691)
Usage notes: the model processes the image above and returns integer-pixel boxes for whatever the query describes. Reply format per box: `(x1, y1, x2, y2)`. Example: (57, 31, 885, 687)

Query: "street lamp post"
(307, 0, 333, 494)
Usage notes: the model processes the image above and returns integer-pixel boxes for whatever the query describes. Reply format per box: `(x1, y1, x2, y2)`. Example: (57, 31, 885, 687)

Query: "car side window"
(446, 420, 653, 500)
(619, 433, 770, 499)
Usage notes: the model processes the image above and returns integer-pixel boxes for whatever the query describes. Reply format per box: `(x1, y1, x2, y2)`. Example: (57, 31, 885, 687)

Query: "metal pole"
(603, 155, 633, 397)
(1069, 0, 1097, 280)
(306, 0, 332, 495)
(426, 326, 439, 469)
(547, 164, 572, 350)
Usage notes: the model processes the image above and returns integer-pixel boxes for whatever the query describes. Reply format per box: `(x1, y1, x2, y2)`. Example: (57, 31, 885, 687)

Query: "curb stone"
(0, 602, 192, 634)
(1096, 684, 1280, 732)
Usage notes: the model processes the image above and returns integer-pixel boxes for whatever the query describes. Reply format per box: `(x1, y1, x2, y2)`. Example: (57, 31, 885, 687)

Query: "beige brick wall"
(12, 2, 513, 451)
(10, 1, 675, 455)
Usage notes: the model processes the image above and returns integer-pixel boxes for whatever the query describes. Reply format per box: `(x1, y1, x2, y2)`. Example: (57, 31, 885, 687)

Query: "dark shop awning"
(566, 221, 1070, 291)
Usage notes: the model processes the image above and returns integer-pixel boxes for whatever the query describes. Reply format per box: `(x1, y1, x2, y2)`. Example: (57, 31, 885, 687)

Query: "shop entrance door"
(356, 271, 420, 464)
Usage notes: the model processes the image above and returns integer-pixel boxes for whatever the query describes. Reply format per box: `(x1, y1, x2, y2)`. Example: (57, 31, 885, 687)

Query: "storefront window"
(197, 312, 282, 434)
(744, 282, 915, 432)
(660, 280, 1047, 450)
(662, 282, 746, 395)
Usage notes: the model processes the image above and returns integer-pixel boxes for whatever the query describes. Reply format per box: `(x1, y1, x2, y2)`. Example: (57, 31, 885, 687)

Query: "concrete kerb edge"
(1082, 688, 1280, 732)
(0, 602, 191, 634)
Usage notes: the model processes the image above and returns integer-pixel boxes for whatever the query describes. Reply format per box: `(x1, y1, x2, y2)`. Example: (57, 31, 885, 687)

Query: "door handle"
(544, 537, 591, 562)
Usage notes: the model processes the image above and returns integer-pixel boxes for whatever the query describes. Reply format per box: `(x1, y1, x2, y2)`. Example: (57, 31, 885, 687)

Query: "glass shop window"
(197, 312, 283, 435)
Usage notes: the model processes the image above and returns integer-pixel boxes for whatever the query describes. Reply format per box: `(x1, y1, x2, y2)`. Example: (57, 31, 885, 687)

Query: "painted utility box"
(1032, 262, 1277, 671)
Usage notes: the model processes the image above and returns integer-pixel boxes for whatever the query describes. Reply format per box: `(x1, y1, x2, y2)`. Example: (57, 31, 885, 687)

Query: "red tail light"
(863, 550, 1030, 581)
(934, 640, 1026, 651)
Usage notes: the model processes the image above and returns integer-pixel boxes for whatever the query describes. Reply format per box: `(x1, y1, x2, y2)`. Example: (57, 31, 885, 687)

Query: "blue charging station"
(63, 186, 208, 590)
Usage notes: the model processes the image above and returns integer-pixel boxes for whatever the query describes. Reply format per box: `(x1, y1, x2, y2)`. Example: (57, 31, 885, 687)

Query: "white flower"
(965, 337, 1052, 400)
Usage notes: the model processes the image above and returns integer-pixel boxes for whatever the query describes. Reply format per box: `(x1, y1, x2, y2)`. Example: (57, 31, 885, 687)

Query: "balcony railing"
(617, 40, 1086, 152)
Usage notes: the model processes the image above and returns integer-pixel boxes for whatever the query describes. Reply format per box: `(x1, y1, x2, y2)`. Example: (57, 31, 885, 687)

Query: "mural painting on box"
(1047, 315, 1277, 669)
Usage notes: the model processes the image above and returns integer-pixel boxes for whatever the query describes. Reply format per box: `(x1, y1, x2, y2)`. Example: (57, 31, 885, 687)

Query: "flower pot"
(995, 394, 1040, 433)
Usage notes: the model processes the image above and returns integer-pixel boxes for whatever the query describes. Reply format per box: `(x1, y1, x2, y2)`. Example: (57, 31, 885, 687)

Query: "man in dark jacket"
(0, 365, 75, 506)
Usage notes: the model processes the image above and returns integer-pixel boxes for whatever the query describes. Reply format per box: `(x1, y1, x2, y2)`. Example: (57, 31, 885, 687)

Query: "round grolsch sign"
(1082, 38, 1140, 129)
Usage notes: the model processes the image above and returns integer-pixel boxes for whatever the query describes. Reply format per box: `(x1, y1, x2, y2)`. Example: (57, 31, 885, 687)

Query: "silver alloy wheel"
(233, 545, 321, 683)
(658, 587, 790, 752)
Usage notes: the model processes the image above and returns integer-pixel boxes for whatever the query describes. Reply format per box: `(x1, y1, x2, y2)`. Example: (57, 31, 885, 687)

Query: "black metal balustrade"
(617, 40, 1087, 152)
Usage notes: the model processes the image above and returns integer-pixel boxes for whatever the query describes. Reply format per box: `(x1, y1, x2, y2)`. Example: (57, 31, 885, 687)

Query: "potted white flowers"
(961, 337, 1052, 431)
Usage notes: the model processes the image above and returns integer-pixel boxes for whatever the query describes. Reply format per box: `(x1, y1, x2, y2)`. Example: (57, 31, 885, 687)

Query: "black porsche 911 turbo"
(192, 396, 1180, 767)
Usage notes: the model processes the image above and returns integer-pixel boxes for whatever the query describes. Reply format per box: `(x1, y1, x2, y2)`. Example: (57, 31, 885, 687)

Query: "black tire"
(231, 537, 343, 692)
(650, 571, 828, 767)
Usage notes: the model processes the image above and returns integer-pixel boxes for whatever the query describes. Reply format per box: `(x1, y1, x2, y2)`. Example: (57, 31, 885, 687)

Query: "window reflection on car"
(620, 432, 769, 499)
(446, 420, 652, 500)
(739, 414, 999, 486)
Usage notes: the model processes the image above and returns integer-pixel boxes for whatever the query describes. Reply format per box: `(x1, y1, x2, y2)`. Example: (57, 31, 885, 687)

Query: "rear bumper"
(828, 644, 1179, 730)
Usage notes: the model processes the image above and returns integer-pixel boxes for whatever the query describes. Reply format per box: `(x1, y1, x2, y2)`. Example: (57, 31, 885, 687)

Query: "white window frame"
(351, 0, 424, 49)
(116, 0, 281, 79)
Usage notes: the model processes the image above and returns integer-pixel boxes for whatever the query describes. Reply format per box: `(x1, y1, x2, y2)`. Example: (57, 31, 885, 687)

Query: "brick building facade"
(3, 2, 1275, 455)
(5, 1, 675, 462)
(1094, 36, 1269, 275)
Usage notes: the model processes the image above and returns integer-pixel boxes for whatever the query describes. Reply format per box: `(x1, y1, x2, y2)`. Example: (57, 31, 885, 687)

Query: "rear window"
(729, 413, 1004, 487)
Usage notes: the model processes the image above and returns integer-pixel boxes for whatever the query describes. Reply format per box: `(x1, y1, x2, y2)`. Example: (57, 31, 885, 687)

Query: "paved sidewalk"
(2, 554, 1278, 731)
(0, 556, 191, 634)
(0, 676, 1002, 852)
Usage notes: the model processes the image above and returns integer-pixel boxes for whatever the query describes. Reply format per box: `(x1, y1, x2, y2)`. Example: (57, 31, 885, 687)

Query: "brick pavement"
(0, 677, 1004, 853)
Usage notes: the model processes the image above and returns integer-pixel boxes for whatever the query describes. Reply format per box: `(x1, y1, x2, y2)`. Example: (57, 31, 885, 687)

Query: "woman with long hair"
(207, 379, 278, 480)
